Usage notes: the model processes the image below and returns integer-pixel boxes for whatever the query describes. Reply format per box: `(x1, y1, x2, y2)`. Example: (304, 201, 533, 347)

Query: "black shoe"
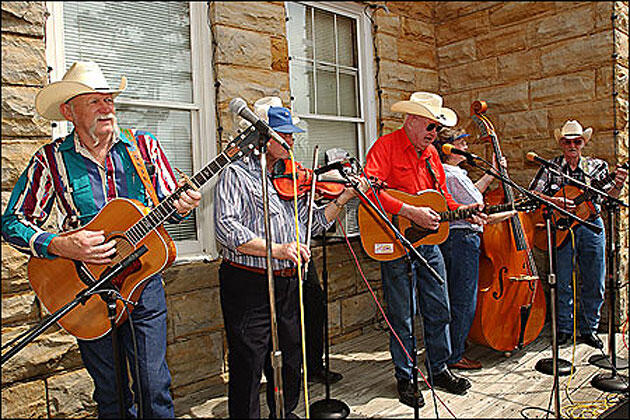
(557, 332, 571, 346)
(429, 368, 471, 395)
(307, 369, 343, 384)
(578, 333, 603, 349)
(397, 378, 425, 408)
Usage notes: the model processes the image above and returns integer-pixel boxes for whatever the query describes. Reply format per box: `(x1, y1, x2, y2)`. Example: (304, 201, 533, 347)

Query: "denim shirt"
(443, 164, 483, 233)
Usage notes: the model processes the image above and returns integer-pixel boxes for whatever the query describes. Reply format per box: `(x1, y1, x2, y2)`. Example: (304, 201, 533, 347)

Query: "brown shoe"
(448, 356, 482, 370)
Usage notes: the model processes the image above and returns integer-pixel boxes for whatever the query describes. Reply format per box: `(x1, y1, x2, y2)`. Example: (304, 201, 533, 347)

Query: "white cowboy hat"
(554, 120, 592, 143)
(35, 61, 127, 121)
(391, 91, 457, 127)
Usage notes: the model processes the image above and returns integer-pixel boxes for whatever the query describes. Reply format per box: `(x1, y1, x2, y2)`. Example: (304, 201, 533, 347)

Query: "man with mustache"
(2, 61, 201, 417)
(528, 120, 627, 349)
(363, 92, 485, 408)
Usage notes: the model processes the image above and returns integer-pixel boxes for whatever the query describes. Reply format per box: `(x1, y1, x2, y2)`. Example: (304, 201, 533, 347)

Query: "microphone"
(526, 152, 560, 170)
(228, 97, 292, 152)
(441, 143, 480, 161)
(314, 158, 352, 176)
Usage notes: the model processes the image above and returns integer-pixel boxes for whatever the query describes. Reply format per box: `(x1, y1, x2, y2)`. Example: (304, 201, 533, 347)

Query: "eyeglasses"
(426, 122, 443, 132)
(561, 138, 583, 146)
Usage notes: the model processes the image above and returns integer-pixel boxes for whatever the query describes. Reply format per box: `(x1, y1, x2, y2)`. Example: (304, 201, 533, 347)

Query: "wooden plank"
(186, 327, 629, 418)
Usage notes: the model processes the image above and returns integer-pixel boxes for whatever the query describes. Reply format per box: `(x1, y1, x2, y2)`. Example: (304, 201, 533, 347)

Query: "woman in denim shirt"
(435, 127, 515, 370)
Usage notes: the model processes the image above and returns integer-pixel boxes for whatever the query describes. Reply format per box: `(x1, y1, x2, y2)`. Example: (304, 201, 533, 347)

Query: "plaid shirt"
(528, 155, 614, 216)
(2, 129, 183, 259)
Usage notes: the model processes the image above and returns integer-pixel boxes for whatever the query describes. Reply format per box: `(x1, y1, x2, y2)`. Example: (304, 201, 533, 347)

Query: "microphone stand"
(463, 156, 602, 419)
(309, 149, 350, 419)
(589, 200, 629, 393)
(590, 3, 630, 391)
(2, 245, 149, 419)
(339, 166, 444, 420)
(257, 136, 286, 418)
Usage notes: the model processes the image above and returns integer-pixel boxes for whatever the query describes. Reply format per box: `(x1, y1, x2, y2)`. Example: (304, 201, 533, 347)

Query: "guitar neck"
(438, 201, 516, 223)
(572, 161, 629, 206)
(125, 126, 259, 245)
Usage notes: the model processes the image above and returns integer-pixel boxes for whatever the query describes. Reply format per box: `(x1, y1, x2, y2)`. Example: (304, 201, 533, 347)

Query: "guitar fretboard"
(125, 126, 259, 245)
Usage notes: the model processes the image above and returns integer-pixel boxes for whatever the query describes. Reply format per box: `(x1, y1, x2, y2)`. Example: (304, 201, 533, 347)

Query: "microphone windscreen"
(442, 143, 454, 155)
(526, 152, 537, 162)
(228, 97, 246, 114)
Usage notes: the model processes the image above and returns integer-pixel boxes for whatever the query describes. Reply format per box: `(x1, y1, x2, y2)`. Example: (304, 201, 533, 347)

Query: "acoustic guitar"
(529, 161, 628, 250)
(358, 188, 537, 262)
(27, 126, 261, 340)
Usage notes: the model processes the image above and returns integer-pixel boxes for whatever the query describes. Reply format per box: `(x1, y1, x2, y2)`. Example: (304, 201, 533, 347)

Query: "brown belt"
(226, 260, 297, 278)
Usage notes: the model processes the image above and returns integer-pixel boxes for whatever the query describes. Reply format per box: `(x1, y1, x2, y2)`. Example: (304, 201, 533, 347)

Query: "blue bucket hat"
(267, 106, 304, 134)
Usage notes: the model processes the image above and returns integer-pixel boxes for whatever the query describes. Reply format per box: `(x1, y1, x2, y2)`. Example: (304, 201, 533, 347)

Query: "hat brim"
(35, 77, 126, 120)
(273, 124, 304, 134)
(390, 101, 458, 127)
(554, 127, 592, 143)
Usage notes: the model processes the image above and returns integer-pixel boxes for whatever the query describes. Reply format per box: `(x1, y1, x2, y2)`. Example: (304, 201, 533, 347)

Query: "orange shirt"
(364, 127, 461, 214)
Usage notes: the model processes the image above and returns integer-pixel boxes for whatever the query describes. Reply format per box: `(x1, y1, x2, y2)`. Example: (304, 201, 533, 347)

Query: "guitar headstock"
(223, 125, 260, 163)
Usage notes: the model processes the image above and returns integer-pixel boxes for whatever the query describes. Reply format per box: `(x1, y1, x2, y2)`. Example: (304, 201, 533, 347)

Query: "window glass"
(62, 1, 197, 241)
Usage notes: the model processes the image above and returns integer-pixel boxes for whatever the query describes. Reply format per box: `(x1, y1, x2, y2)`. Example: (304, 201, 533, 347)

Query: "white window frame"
(44, 1, 218, 261)
(285, 1, 377, 162)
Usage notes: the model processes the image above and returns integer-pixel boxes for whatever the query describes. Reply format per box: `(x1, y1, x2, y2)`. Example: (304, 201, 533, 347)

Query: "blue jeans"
(77, 275, 174, 418)
(556, 217, 606, 336)
(381, 245, 452, 379)
(439, 228, 481, 364)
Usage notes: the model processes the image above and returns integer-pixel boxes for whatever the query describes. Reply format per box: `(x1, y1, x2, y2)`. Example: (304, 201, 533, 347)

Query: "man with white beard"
(2, 61, 200, 418)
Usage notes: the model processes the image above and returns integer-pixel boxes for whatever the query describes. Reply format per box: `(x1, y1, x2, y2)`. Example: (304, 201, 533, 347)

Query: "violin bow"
(303, 145, 319, 279)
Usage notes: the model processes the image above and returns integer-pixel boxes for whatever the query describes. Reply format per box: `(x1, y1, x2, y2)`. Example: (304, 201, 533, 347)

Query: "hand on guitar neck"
(399, 202, 486, 231)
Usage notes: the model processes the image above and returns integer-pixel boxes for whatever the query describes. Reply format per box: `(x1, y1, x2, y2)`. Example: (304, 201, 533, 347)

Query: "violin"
(271, 158, 346, 200)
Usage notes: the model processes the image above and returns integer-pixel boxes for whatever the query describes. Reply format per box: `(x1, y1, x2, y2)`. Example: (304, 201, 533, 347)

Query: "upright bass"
(467, 101, 546, 352)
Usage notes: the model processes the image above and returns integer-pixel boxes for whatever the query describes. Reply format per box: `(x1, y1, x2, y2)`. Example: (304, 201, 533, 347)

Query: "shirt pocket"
(70, 176, 92, 205)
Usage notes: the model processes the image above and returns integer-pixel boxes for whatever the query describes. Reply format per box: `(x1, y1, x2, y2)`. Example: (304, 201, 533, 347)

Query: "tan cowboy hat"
(391, 91, 457, 127)
(35, 61, 127, 121)
(554, 120, 592, 143)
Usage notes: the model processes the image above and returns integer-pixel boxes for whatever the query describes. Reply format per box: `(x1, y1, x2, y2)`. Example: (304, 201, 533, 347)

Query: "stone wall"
(433, 1, 629, 328)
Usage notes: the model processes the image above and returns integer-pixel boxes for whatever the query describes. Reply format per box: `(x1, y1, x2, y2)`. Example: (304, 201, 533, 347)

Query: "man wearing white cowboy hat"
(529, 119, 627, 350)
(2, 61, 201, 418)
(214, 96, 364, 418)
(363, 92, 486, 406)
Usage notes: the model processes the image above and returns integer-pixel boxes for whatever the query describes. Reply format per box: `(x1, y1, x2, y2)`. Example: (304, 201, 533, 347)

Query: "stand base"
(591, 373, 630, 394)
(310, 398, 350, 419)
(535, 357, 573, 376)
(588, 354, 629, 371)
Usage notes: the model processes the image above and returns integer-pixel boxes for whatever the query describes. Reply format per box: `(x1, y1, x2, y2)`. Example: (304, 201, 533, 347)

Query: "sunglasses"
(426, 122, 443, 132)
(561, 138, 583, 146)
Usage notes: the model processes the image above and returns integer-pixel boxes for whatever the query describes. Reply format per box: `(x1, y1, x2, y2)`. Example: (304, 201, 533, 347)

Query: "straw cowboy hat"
(391, 91, 457, 127)
(35, 61, 127, 121)
(554, 120, 593, 143)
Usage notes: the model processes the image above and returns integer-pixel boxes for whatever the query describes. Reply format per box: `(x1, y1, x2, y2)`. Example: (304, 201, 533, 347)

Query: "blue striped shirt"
(214, 156, 332, 270)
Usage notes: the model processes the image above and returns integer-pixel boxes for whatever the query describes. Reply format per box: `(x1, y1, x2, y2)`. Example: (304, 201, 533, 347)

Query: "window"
(45, 1, 216, 258)
(286, 1, 376, 235)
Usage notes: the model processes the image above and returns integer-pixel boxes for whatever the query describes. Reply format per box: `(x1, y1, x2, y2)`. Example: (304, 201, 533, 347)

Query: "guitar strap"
(121, 128, 160, 207)
(425, 157, 447, 197)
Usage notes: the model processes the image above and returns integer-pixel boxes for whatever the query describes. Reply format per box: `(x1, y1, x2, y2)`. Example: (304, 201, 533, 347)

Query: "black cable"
(82, 289, 144, 417)
(363, 6, 384, 138)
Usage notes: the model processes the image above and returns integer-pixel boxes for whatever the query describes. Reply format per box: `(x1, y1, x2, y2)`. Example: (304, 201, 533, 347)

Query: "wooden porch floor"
(187, 325, 629, 418)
